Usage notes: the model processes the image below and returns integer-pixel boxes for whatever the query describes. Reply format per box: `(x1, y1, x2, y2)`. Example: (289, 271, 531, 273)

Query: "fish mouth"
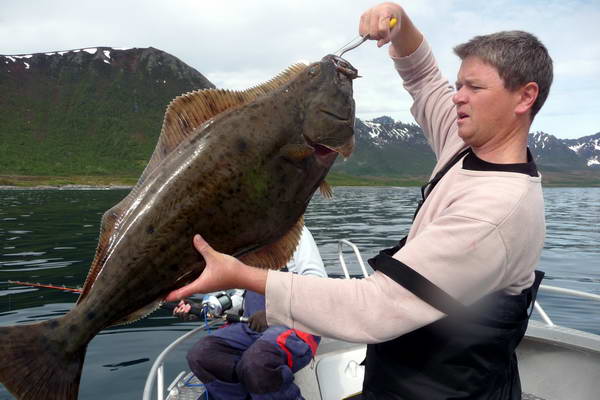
(304, 135, 355, 161)
(327, 55, 359, 80)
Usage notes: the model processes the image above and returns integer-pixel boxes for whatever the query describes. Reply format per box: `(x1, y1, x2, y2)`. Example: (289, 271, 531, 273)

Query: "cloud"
(1, 0, 598, 139)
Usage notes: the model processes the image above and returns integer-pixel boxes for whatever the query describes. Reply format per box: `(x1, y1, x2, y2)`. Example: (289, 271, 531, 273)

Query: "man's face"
(452, 56, 521, 148)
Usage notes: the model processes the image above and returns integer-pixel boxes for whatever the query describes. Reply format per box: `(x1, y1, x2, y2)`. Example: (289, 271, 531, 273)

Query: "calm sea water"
(1, 187, 599, 399)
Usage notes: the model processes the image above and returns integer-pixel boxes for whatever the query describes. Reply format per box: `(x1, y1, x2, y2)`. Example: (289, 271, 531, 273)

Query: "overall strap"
(413, 147, 471, 220)
(368, 253, 469, 317)
(370, 250, 546, 325)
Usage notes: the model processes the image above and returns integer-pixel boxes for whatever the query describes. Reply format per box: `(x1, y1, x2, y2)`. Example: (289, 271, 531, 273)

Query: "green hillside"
(0, 47, 213, 178)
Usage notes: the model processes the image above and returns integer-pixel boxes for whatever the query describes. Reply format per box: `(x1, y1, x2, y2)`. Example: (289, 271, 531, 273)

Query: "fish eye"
(308, 65, 320, 76)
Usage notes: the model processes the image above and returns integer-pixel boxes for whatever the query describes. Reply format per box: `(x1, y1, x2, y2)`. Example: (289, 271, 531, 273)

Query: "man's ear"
(515, 82, 539, 116)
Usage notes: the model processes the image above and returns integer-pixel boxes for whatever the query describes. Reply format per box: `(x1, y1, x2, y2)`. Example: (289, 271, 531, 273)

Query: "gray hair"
(453, 30, 553, 119)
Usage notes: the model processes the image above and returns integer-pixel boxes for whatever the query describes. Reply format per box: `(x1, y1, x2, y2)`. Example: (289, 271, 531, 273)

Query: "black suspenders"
(413, 148, 472, 220)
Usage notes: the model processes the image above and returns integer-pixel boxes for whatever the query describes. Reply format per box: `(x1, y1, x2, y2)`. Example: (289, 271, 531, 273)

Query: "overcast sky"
(1, 0, 598, 139)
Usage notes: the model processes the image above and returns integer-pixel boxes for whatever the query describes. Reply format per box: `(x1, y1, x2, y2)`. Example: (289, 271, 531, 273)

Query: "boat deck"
(168, 375, 548, 400)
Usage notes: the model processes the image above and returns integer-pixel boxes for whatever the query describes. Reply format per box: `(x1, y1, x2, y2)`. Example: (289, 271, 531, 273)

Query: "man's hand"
(359, 2, 403, 48)
(248, 310, 268, 333)
(172, 300, 198, 321)
(359, 2, 423, 58)
(165, 234, 269, 302)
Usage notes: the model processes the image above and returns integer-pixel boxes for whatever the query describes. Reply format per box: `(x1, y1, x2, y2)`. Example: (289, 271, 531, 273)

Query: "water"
(0, 187, 599, 399)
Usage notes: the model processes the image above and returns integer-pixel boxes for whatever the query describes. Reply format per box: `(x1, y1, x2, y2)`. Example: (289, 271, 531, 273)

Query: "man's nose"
(452, 88, 466, 105)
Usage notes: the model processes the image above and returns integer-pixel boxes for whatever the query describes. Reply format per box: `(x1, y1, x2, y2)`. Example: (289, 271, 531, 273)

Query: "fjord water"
(1, 187, 599, 399)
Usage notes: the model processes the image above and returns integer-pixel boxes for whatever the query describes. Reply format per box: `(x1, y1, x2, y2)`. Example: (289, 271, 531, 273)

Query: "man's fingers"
(368, 10, 380, 39)
(165, 234, 213, 302)
(193, 234, 211, 255)
(358, 13, 368, 37)
(165, 285, 196, 302)
(379, 15, 394, 44)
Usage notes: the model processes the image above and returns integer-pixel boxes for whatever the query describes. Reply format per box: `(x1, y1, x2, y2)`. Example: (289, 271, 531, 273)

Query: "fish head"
(292, 55, 357, 162)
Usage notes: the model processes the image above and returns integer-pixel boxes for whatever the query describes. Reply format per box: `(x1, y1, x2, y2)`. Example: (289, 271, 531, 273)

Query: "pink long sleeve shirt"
(265, 40, 545, 344)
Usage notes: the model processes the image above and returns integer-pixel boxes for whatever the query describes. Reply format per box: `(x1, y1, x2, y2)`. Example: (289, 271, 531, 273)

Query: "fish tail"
(0, 318, 87, 400)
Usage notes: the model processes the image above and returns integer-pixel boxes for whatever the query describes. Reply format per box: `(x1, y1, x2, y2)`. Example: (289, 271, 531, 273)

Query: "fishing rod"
(8, 280, 82, 293)
(9, 280, 249, 323)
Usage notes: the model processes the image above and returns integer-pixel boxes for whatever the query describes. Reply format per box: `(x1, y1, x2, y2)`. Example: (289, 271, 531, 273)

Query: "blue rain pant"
(187, 292, 320, 400)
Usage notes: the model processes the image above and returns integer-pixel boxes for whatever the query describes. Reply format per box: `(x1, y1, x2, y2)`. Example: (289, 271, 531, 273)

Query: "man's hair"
(453, 30, 553, 119)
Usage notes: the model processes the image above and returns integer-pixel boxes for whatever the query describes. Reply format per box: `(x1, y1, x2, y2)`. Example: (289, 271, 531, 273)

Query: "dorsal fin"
(77, 63, 308, 304)
(139, 62, 308, 183)
(239, 217, 305, 270)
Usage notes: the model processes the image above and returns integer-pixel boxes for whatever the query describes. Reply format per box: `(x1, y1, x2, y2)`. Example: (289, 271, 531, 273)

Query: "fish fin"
(110, 299, 162, 326)
(140, 62, 309, 183)
(319, 180, 334, 199)
(280, 143, 315, 163)
(0, 319, 86, 400)
(77, 201, 129, 303)
(239, 216, 304, 270)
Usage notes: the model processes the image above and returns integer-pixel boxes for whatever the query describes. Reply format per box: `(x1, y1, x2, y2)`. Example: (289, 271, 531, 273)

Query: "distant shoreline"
(1, 174, 598, 190)
(1, 183, 599, 190)
(0, 175, 138, 190)
(0, 185, 133, 191)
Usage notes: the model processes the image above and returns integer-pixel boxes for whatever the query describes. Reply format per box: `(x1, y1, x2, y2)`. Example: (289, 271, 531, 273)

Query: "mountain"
(0, 48, 598, 186)
(331, 118, 599, 185)
(331, 116, 434, 181)
(561, 133, 600, 168)
(528, 131, 589, 171)
(0, 47, 214, 177)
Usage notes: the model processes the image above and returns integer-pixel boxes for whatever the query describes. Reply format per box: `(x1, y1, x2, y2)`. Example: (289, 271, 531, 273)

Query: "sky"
(1, 0, 598, 140)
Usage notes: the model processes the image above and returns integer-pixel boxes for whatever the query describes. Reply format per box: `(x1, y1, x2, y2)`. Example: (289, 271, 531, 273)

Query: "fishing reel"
(162, 290, 244, 320)
(201, 291, 233, 318)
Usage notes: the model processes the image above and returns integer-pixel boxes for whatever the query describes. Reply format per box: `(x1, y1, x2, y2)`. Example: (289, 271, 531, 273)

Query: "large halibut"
(0, 54, 357, 399)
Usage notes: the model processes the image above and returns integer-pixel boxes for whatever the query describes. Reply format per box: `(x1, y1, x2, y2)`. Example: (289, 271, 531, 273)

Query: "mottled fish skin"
(76, 55, 356, 333)
(0, 54, 356, 400)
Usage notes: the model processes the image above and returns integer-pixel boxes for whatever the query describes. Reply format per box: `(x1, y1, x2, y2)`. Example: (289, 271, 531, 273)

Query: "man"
(174, 226, 326, 400)
(167, 2, 552, 399)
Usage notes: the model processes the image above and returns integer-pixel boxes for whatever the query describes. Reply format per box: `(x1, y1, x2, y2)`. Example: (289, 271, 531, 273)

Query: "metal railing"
(143, 321, 220, 400)
(337, 239, 369, 279)
(143, 240, 600, 399)
(535, 285, 600, 327)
